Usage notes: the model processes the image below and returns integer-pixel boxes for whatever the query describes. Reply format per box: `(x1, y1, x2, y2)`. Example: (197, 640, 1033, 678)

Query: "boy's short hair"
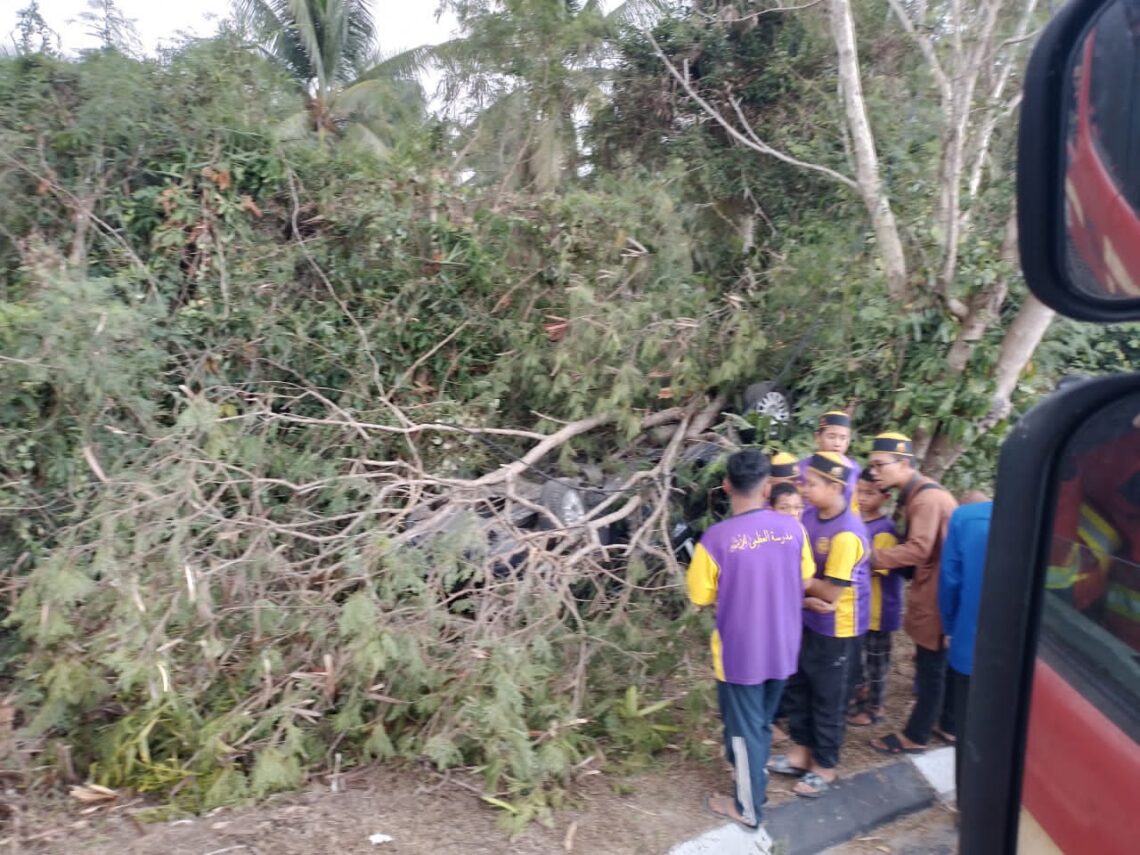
(726, 449, 771, 494)
(858, 467, 889, 496)
(770, 482, 799, 505)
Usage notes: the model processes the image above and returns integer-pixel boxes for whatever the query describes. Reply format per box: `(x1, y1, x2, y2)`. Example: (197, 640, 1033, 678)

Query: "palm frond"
(355, 43, 442, 83)
(235, 0, 379, 91)
(342, 0, 378, 78)
(336, 77, 424, 119)
(235, 0, 315, 84)
(285, 0, 328, 91)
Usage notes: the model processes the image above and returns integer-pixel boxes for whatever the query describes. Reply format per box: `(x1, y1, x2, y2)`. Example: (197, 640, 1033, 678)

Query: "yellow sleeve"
(871, 531, 900, 575)
(686, 542, 720, 607)
(800, 529, 816, 581)
(824, 531, 864, 583)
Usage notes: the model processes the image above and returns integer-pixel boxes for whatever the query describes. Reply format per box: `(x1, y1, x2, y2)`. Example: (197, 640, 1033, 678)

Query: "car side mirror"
(962, 374, 1140, 854)
(1019, 0, 1140, 321)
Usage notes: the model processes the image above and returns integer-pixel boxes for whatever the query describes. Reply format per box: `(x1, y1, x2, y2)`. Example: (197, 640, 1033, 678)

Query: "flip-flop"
(793, 771, 835, 799)
(705, 793, 759, 831)
(870, 733, 926, 755)
(766, 754, 808, 777)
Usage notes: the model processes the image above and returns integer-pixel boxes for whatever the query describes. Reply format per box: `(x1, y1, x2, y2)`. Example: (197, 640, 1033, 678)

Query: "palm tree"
(235, 0, 427, 152)
(436, 0, 664, 192)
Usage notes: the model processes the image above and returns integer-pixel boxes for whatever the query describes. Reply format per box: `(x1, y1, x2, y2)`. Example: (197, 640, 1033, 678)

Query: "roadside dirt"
(4, 638, 924, 854)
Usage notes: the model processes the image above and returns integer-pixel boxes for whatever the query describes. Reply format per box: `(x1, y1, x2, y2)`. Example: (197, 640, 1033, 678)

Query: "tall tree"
(10, 1, 60, 56)
(647, 0, 1052, 476)
(438, 0, 662, 192)
(80, 0, 142, 56)
(235, 0, 425, 151)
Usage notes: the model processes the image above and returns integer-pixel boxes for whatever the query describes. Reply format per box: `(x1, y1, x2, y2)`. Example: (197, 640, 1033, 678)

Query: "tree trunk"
(944, 211, 1018, 373)
(924, 292, 1056, 477)
(827, 0, 909, 302)
(982, 293, 1057, 429)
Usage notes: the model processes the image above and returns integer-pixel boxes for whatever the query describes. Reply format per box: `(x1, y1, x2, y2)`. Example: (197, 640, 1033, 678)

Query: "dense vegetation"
(0, 0, 1133, 826)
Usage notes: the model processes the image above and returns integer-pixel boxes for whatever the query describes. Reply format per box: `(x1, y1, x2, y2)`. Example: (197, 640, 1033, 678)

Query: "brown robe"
(872, 474, 960, 651)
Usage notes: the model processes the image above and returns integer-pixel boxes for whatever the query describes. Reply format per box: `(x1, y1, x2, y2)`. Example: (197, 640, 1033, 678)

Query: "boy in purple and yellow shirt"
(772, 452, 870, 798)
(687, 450, 815, 830)
(848, 470, 902, 726)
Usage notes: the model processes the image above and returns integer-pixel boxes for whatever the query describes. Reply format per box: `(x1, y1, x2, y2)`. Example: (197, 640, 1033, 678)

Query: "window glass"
(1018, 391, 1140, 854)
(1038, 391, 1140, 726)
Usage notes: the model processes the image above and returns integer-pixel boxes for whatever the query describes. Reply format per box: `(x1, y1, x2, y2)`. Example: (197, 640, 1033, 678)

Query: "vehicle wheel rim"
(560, 491, 586, 525)
(753, 392, 791, 423)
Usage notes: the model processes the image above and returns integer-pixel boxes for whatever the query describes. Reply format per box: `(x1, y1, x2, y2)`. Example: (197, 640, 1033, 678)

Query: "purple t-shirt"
(865, 515, 904, 633)
(802, 505, 871, 638)
(697, 509, 811, 684)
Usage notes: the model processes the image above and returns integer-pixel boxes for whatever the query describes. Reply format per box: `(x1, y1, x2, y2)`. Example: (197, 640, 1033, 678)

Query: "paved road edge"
(669, 757, 941, 855)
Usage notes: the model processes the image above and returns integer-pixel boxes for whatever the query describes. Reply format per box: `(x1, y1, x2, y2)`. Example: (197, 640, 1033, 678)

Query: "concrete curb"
(765, 760, 936, 854)
(669, 751, 953, 855)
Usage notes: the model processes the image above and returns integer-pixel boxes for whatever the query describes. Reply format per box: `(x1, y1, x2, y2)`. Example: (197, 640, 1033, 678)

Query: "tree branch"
(827, 0, 910, 301)
(885, 0, 951, 107)
(646, 32, 859, 191)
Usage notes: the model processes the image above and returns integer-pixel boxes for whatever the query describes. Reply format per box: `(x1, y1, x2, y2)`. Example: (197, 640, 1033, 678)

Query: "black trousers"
(949, 667, 971, 800)
(902, 643, 953, 745)
(846, 633, 865, 700)
(717, 679, 786, 827)
(784, 629, 854, 769)
(849, 629, 893, 710)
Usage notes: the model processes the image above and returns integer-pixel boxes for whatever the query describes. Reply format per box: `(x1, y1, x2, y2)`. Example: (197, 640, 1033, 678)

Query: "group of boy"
(688, 410, 966, 834)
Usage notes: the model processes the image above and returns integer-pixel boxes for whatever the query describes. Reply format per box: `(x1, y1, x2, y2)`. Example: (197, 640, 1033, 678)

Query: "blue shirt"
(939, 502, 994, 675)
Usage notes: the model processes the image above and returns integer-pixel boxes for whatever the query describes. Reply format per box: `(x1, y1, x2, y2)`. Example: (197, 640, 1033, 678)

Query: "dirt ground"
(2, 638, 925, 855)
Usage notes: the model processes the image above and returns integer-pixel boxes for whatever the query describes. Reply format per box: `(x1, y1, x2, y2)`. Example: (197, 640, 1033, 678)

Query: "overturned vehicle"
(391, 385, 792, 608)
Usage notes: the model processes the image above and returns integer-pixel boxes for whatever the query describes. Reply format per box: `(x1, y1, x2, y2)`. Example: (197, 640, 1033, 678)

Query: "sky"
(3, 1, 458, 56)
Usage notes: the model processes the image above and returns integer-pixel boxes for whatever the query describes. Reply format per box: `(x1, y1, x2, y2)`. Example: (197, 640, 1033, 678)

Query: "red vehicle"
(961, 0, 1140, 852)
(1064, 0, 1140, 298)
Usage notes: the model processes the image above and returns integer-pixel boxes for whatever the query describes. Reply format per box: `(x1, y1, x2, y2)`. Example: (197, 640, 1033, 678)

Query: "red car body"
(1065, 32, 1140, 296)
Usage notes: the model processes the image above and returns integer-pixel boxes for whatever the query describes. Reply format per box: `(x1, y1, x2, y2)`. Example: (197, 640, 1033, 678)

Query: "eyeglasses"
(867, 459, 901, 471)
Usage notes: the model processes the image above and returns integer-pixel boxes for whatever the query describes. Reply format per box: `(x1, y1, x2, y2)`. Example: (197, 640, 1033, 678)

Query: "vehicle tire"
(538, 479, 587, 529)
(743, 381, 793, 426)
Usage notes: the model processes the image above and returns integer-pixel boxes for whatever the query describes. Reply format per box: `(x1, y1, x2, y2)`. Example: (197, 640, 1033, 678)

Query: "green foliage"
(0, 40, 746, 819)
(0, 0, 1068, 827)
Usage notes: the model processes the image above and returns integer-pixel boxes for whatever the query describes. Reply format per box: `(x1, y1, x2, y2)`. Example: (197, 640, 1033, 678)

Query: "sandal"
(793, 771, 835, 798)
(870, 733, 926, 755)
(705, 793, 758, 831)
(766, 754, 808, 777)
